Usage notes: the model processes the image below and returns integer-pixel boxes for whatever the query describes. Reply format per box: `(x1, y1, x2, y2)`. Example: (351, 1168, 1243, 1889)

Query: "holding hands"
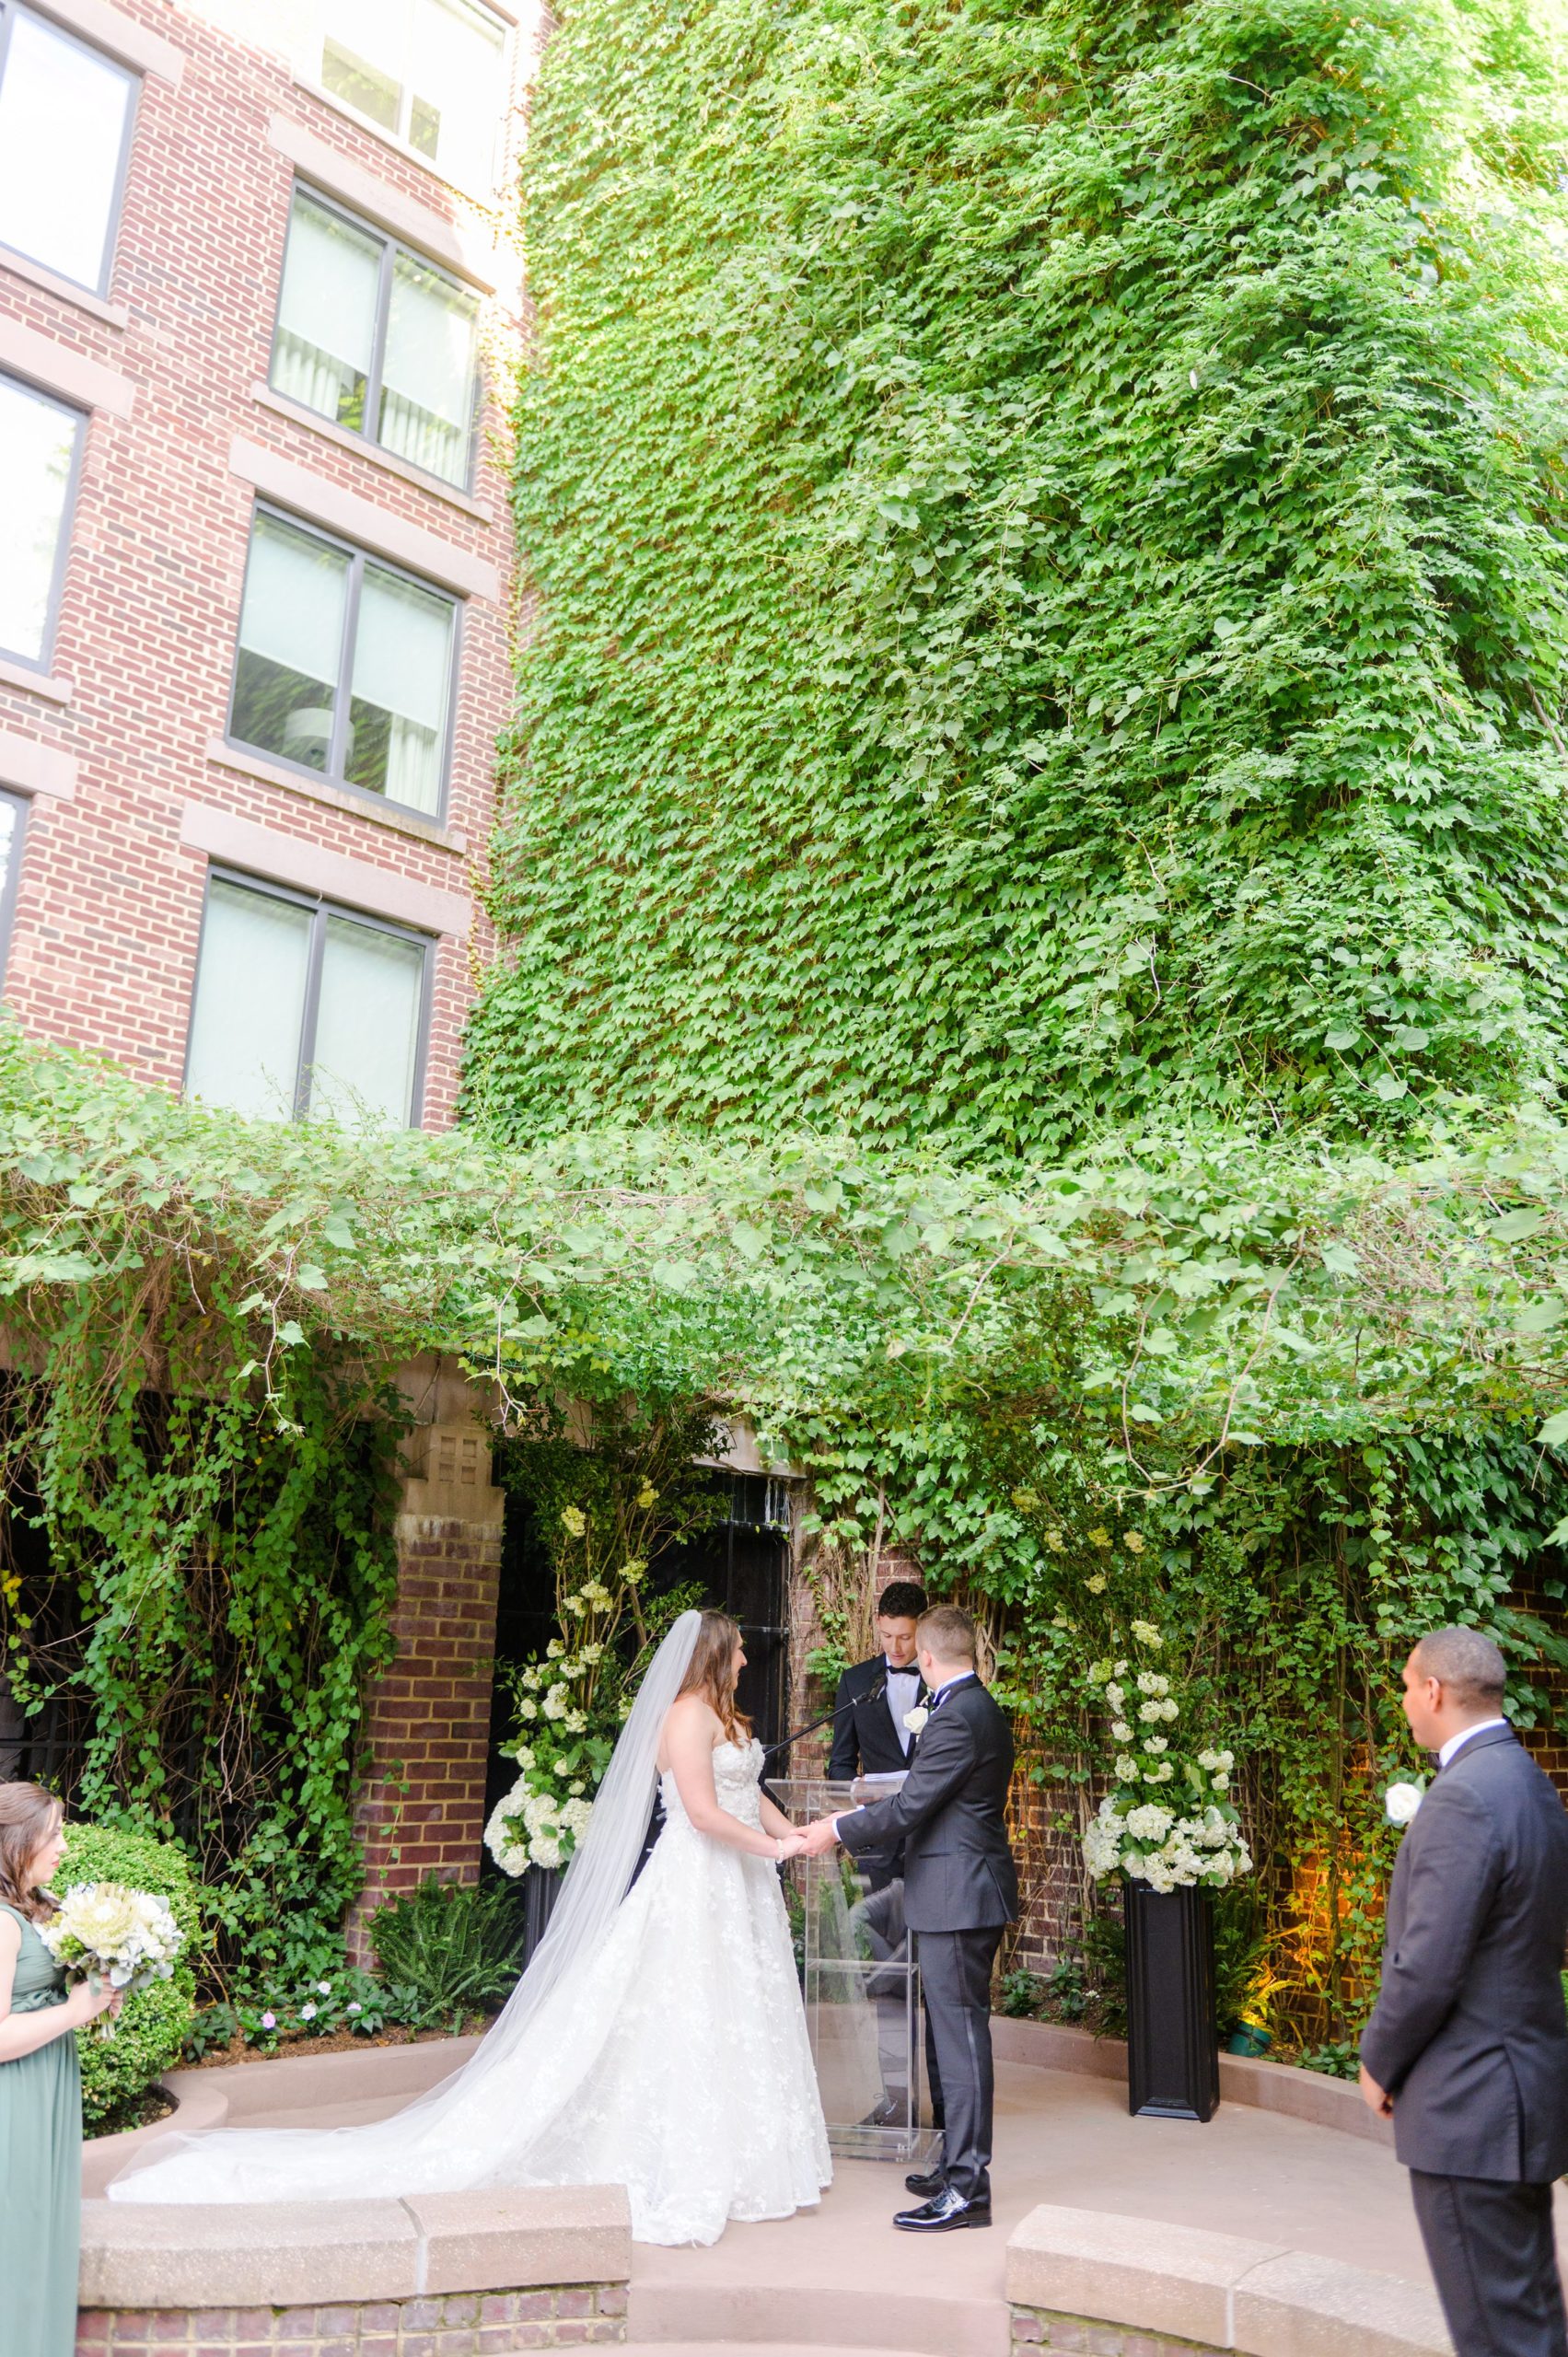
(797, 1816, 842, 1859)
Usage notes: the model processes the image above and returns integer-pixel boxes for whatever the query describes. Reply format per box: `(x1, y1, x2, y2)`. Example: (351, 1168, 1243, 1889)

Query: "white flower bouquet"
(39, 1880, 184, 2037)
(1079, 1639, 1253, 1893)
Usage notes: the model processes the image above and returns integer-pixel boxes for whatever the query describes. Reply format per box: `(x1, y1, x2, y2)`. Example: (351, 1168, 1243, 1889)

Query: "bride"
(110, 1610, 832, 2246)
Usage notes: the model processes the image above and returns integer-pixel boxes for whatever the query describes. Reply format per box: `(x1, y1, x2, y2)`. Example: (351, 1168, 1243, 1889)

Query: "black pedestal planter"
(1123, 1879, 1220, 2122)
(521, 1861, 563, 1968)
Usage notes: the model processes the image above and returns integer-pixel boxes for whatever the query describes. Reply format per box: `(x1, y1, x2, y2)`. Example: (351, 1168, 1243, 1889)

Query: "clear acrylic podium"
(769, 1774, 941, 2167)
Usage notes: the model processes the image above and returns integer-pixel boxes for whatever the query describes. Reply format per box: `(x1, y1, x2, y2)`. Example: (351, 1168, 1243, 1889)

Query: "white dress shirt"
(1437, 1716, 1508, 1770)
(883, 1659, 923, 1755)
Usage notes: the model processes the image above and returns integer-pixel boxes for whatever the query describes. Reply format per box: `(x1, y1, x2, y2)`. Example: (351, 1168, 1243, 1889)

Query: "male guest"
(828, 1578, 930, 1890)
(1360, 1625, 1568, 2357)
(803, 1603, 1017, 2232)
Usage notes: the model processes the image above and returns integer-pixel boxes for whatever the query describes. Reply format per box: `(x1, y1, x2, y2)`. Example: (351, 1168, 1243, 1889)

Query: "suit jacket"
(836, 1675, 1018, 1933)
(1360, 1724, 1568, 2181)
(828, 1655, 927, 1784)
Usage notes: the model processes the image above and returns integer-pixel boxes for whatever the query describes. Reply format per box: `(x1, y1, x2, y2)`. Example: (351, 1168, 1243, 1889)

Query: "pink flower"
(260, 2011, 275, 2029)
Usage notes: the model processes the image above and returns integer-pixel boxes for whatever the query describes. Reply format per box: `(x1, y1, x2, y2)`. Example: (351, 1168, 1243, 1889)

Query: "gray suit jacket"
(1360, 1724, 1568, 2181)
(836, 1675, 1018, 1933)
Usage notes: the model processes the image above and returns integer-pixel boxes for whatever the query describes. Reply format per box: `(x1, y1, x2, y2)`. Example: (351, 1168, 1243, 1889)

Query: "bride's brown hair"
(675, 1610, 752, 1742)
(0, 1782, 63, 1922)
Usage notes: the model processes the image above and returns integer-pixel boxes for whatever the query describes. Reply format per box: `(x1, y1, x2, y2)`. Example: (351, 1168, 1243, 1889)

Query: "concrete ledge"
(79, 2198, 422, 2307)
(1005, 2204, 1450, 2357)
(992, 2015, 1395, 2147)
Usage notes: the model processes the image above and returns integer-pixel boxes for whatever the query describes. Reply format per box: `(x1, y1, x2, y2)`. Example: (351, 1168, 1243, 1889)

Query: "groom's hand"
(799, 1816, 841, 1857)
(1357, 2063, 1393, 2118)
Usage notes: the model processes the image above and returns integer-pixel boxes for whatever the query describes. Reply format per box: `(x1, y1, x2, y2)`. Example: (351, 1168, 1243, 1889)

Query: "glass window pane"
(186, 879, 313, 1120)
(230, 514, 351, 770)
(0, 376, 80, 666)
(345, 565, 453, 812)
(271, 192, 382, 433)
(0, 792, 23, 976)
(379, 250, 477, 484)
(320, 0, 407, 132)
(308, 915, 424, 1126)
(409, 0, 505, 187)
(0, 11, 134, 291)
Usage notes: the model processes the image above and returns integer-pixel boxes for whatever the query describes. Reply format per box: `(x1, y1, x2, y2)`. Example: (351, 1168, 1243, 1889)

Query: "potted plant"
(1081, 1626, 1252, 2122)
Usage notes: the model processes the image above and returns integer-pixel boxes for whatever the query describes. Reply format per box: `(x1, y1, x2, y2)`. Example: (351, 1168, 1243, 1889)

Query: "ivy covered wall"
(469, 0, 1568, 1161)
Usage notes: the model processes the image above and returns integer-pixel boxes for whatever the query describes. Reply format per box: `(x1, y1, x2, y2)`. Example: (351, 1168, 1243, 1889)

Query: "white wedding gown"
(111, 1737, 831, 2247)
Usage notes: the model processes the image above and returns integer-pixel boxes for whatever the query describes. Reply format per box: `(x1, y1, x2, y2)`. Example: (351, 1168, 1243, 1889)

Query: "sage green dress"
(0, 1900, 81, 2357)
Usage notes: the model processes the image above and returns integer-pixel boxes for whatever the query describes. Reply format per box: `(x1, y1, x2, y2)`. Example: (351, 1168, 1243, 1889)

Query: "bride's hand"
(774, 1829, 809, 1861)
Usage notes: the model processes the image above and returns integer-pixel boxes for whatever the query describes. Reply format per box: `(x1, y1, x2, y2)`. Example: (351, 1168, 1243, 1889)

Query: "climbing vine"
(470, 0, 1568, 1160)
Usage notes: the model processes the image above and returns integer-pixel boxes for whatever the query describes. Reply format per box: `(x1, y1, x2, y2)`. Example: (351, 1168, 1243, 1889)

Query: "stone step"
(621, 2346, 937, 2357)
(625, 2282, 1006, 2356)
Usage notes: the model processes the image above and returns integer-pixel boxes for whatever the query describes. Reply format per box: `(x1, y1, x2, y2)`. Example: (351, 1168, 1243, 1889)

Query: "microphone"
(761, 1674, 887, 1761)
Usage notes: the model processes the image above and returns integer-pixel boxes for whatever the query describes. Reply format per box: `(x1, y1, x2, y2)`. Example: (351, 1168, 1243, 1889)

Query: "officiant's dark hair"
(676, 1610, 753, 1742)
(917, 1604, 977, 1665)
(877, 1580, 927, 1621)
(1412, 1626, 1506, 1709)
(0, 1782, 63, 1922)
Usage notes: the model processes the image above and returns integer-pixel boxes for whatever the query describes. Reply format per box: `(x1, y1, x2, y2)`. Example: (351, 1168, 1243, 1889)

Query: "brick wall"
(0, 0, 533, 1123)
(76, 2286, 628, 2355)
(348, 1421, 505, 1949)
(1012, 2310, 1223, 2356)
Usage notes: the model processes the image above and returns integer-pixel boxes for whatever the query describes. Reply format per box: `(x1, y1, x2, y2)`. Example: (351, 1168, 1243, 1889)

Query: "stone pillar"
(347, 1413, 505, 1961)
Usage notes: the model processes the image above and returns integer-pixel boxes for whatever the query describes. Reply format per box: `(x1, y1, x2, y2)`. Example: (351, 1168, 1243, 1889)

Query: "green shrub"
(56, 1820, 204, 2130)
(368, 1878, 525, 2027)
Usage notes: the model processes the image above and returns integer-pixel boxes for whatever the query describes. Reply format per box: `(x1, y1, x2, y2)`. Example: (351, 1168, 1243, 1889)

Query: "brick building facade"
(0, 0, 533, 1126)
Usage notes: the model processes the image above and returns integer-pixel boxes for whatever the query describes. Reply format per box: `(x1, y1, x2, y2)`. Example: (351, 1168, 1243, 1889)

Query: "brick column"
(348, 1420, 505, 1959)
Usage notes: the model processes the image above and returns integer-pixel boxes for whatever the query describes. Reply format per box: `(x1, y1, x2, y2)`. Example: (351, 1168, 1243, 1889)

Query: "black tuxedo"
(829, 1655, 928, 1887)
(1361, 1724, 1568, 2357)
(837, 1675, 1017, 2201)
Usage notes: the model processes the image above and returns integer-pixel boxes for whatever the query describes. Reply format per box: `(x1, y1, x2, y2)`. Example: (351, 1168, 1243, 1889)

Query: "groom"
(801, 1602, 1017, 2232)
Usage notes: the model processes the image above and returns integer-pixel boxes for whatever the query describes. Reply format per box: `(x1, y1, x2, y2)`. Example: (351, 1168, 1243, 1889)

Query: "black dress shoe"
(904, 2167, 946, 2197)
(893, 2188, 993, 2232)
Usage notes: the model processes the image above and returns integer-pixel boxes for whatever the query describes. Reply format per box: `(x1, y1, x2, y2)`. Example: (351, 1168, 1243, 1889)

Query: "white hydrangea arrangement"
(1080, 1633, 1253, 1893)
(39, 1880, 183, 2038)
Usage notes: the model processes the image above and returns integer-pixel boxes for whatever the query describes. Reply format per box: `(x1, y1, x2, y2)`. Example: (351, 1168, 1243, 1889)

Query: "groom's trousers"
(918, 1925, 1004, 2203)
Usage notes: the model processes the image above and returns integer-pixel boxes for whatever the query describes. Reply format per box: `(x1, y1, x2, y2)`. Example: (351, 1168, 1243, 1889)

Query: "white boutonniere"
(1385, 1780, 1425, 1826)
(903, 1705, 930, 1736)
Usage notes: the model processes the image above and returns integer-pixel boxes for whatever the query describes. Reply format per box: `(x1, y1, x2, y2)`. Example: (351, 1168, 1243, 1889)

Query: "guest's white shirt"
(1438, 1716, 1508, 1769)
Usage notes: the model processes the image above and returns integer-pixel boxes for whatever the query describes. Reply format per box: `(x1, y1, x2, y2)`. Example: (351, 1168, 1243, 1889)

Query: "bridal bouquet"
(1079, 1635, 1253, 1892)
(39, 1880, 184, 2037)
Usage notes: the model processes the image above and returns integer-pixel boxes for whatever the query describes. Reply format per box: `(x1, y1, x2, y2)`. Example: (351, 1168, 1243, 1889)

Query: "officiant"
(828, 1580, 929, 1889)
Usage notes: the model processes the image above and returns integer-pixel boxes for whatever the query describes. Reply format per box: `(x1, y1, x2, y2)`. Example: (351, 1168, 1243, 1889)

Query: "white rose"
(903, 1705, 930, 1735)
(1386, 1780, 1424, 1826)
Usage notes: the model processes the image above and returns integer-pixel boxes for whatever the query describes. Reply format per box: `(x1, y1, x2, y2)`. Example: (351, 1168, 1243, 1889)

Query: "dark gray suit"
(837, 1675, 1017, 2200)
(1361, 1724, 1568, 2357)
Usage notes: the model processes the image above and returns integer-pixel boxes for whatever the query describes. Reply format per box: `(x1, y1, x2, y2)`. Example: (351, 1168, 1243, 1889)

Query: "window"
(0, 5, 136, 295)
(271, 186, 481, 489)
(317, 0, 506, 192)
(0, 373, 84, 668)
(228, 508, 459, 817)
(185, 871, 429, 1126)
(0, 790, 26, 980)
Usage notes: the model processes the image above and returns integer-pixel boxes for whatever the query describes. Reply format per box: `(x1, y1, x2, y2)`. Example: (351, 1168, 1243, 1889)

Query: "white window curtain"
(185, 881, 313, 1120)
(237, 513, 349, 705)
(349, 565, 453, 812)
(380, 250, 477, 484)
(0, 11, 134, 291)
(0, 377, 79, 666)
(272, 193, 381, 426)
(309, 915, 424, 1126)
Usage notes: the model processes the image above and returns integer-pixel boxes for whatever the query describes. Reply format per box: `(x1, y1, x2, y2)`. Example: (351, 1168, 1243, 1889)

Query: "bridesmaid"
(0, 1783, 119, 2357)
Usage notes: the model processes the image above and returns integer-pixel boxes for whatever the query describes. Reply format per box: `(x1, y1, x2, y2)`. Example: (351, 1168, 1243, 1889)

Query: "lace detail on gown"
(110, 1737, 830, 2247)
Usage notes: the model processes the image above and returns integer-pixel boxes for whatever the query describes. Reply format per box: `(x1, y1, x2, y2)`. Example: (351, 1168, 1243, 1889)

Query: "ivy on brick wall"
(468, 0, 1568, 1160)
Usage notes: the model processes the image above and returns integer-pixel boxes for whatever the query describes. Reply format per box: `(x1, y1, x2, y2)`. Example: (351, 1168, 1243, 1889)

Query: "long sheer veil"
(110, 1610, 704, 2203)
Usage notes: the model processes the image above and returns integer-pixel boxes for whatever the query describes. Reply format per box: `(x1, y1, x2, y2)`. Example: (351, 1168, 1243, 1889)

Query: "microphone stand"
(761, 1675, 887, 1763)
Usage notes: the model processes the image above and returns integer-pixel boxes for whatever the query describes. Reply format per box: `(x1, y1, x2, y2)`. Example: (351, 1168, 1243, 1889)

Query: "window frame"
(185, 864, 434, 1128)
(0, 366, 87, 672)
(0, 785, 29, 985)
(226, 499, 463, 822)
(0, 1, 140, 299)
(270, 180, 482, 493)
(313, 0, 511, 197)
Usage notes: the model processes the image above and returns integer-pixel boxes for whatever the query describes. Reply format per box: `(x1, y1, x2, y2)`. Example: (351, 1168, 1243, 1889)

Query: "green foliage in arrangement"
(468, 0, 1568, 1159)
(57, 1820, 203, 2128)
